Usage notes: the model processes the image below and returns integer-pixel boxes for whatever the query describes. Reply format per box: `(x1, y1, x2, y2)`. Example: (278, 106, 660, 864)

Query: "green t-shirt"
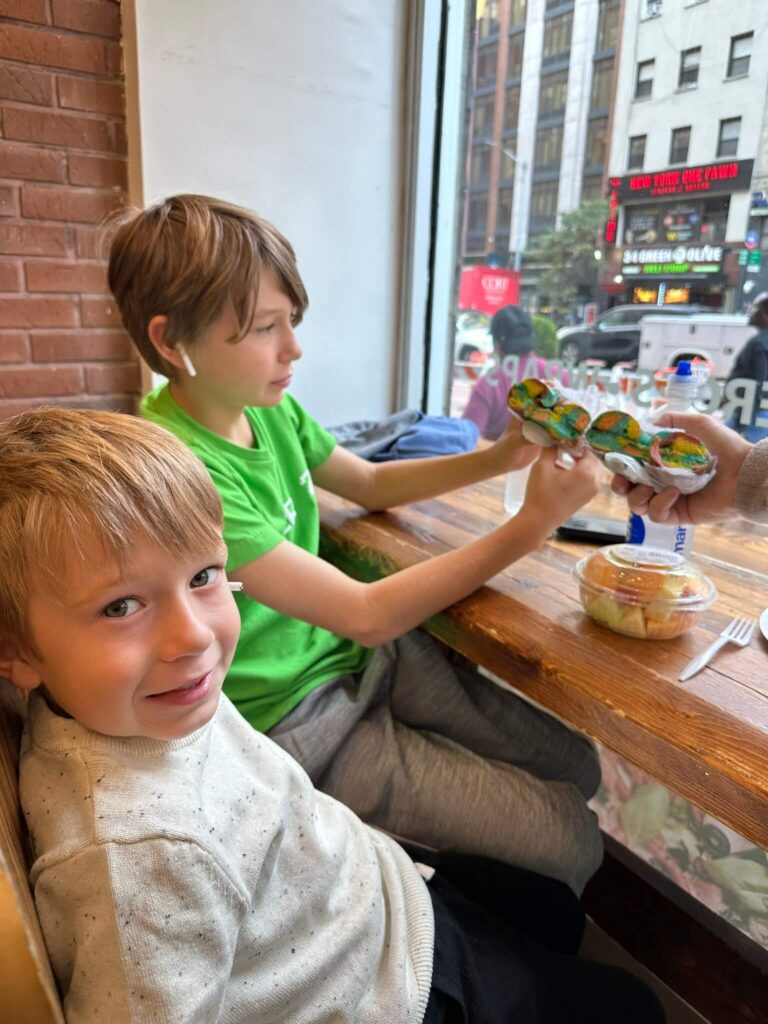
(141, 385, 372, 732)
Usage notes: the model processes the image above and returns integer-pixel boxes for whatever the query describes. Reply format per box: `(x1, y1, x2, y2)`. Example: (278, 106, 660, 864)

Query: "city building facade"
(603, 0, 768, 310)
(462, 0, 621, 309)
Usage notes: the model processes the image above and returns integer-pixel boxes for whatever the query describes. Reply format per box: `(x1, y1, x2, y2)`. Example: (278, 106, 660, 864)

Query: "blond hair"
(0, 408, 223, 656)
(106, 194, 309, 379)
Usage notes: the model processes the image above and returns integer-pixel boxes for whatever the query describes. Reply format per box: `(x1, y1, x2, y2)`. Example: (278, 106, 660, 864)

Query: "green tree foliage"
(531, 315, 558, 359)
(533, 200, 609, 316)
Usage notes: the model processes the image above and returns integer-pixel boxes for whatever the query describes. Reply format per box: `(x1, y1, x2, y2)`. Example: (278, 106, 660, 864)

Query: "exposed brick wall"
(0, 0, 138, 421)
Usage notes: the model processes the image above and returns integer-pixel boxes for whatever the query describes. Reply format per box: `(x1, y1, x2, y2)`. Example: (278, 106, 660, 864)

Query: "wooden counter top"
(318, 478, 768, 850)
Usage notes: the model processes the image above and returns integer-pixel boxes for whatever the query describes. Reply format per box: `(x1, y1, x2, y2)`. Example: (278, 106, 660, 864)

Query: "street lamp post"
(483, 139, 528, 274)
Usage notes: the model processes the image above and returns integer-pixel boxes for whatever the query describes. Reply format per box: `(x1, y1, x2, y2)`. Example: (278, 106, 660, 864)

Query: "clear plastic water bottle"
(504, 464, 532, 516)
(649, 360, 702, 420)
(626, 512, 693, 556)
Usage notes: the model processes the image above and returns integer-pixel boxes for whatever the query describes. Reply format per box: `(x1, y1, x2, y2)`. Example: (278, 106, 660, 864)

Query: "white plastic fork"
(678, 616, 755, 682)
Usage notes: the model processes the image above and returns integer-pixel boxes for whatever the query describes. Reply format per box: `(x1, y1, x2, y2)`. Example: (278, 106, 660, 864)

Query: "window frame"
(627, 134, 647, 171)
(635, 59, 654, 100)
(678, 46, 700, 89)
(727, 32, 752, 79)
(716, 117, 740, 158)
(669, 126, 691, 165)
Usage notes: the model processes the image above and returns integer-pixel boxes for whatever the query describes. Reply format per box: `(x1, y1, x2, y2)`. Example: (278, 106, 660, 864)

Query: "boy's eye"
(255, 323, 275, 335)
(102, 597, 141, 619)
(191, 565, 220, 589)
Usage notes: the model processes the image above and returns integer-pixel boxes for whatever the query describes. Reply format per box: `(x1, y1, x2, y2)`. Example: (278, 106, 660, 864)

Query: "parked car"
(558, 304, 713, 367)
(637, 313, 752, 379)
(455, 310, 493, 363)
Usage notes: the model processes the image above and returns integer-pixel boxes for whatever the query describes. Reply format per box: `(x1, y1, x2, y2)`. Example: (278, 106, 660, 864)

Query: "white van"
(637, 313, 753, 379)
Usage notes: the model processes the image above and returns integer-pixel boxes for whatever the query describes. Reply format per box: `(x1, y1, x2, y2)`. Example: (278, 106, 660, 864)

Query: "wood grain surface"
(318, 477, 768, 850)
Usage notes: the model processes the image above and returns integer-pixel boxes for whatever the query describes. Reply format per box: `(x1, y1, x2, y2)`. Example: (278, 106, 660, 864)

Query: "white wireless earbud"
(177, 345, 197, 378)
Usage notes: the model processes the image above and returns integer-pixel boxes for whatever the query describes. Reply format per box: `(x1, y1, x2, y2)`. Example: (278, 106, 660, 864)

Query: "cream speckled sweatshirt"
(20, 692, 434, 1024)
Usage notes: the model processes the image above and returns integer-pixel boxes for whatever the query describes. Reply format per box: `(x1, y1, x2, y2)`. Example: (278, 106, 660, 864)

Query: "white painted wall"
(125, 0, 408, 424)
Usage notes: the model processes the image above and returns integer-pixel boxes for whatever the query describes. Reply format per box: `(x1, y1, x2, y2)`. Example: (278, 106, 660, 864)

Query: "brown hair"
(107, 194, 309, 378)
(0, 407, 223, 656)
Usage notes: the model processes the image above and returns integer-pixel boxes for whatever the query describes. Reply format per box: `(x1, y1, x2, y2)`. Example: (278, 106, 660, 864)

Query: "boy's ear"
(147, 315, 186, 374)
(0, 640, 43, 692)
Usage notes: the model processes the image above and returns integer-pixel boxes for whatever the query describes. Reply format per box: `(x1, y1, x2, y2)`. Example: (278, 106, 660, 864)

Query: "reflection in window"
(470, 146, 492, 185)
(478, 0, 501, 39)
(500, 150, 518, 181)
(497, 187, 514, 234)
(468, 191, 489, 233)
(727, 33, 752, 78)
(596, 0, 619, 51)
(581, 176, 604, 202)
(717, 117, 740, 158)
(585, 117, 608, 169)
(535, 124, 564, 168)
(529, 180, 558, 237)
(542, 13, 572, 62)
(505, 87, 520, 131)
(635, 59, 654, 99)
(476, 44, 499, 88)
(669, 126, 691, 165)
(590, 60, 613, 111)
(627, 134, 646, 171)
(539, 70, 568, 117)
(507, 33, 524, 79)
(678, 47, 700, 89)
(473, 94, 495, 138)
(509, 0, 527, 27)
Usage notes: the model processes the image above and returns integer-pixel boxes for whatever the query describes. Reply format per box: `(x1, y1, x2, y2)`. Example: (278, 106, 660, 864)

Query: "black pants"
(415, 853, 666, 1024)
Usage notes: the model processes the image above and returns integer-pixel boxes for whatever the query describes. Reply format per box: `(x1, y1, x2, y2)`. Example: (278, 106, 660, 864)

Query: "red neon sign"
(618, 160, 752, 201)
(604, 178, 620, 244)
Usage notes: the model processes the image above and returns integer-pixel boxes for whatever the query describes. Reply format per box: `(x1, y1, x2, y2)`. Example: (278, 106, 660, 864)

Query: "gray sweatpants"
(268, 630, 603, 894)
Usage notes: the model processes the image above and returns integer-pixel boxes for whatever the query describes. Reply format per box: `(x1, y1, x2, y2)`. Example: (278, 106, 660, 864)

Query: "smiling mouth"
(146, 671, 213, 701)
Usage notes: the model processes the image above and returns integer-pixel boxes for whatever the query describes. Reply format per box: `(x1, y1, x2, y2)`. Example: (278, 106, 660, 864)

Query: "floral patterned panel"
(591, 744, 768, 951)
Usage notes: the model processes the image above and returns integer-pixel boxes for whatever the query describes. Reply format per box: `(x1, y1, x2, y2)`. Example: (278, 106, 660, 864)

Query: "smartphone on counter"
(555, 515, 626, 546)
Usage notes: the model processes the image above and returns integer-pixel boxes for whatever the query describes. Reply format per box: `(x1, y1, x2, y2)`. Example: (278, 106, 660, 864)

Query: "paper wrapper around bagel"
(586, 410, 717, 495)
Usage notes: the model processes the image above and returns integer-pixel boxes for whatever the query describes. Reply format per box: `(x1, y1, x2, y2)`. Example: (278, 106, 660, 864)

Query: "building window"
(596, 0, 619, 51)
(669, 126, 691, 164)
(539, 70, 569, 117)
(497, 187, 514, 233)
(500, 150, 518, 181)
(590, 59, 613, 111)
(507, 33, 525, 79)
(727, 33, 752, 78)
(581, 177, 604, 203)
(640, 0, 663, 19)
(531, 182, 558, 216)
(678, 47, 700, 89)
(509, 0, 527, 26)
(717, 117, 740, 157)
(542, 13, 572, 62)
(470, 146, 492, 186)
(585, 117, 608, 169)
(478, 0, 501, 39)
(473, 94, 495, 139)
(534, 124, 564, 168)
(700, 196, 729, 243)
(476, 44, 498, 88)
(635, 59, 654, 99)
(504, 87, 520, 132)
(468, 192, 489, 234)
(627, 134, 646, 171)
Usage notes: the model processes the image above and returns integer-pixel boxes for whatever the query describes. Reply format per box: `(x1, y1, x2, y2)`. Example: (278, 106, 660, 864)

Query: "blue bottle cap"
(675, 360, 692, 377)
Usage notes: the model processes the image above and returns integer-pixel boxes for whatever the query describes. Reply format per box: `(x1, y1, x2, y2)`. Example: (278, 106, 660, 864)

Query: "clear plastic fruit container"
(573, 543, 717, 640)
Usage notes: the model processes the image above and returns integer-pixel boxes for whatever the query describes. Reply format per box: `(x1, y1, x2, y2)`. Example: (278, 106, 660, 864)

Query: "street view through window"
(449, 0, 768, 444)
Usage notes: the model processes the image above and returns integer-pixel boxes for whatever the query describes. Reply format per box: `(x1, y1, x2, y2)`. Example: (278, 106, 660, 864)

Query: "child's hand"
(519, 447, 603, 533)
(488, 416, 539, 474)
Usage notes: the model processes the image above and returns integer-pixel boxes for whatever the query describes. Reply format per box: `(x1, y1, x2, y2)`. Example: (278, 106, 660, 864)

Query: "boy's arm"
(233, 448, 602, 648)
(312, 416, 537, 512)
(35, 840, 244, 1023)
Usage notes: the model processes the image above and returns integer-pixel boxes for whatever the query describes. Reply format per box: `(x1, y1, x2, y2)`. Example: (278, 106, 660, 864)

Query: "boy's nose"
(157, 600, 215, 661)
(282, 327, 302, 362)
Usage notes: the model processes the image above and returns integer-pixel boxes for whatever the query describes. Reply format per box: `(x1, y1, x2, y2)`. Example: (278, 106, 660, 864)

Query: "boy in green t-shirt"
(109, 194, 604, 894)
